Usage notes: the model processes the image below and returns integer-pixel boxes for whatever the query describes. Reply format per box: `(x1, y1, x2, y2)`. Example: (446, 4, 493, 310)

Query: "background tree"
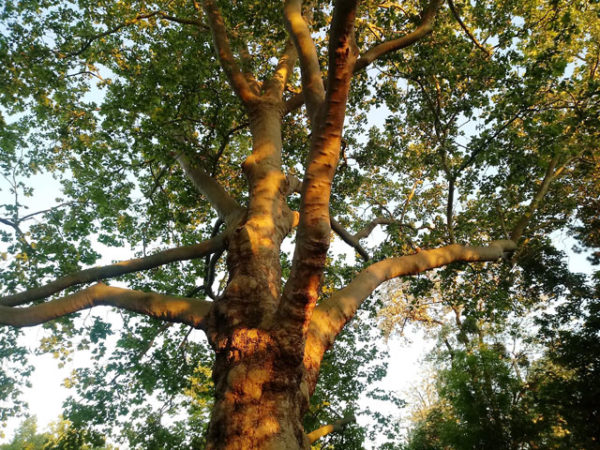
(0, 0, 598, 448)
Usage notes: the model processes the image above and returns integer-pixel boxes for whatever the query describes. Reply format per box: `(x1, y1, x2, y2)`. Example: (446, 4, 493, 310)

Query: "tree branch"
(63, 11, 202, 58)
(0, 234, 226, 307)
(264, 40, 298, 100)
(283, 0, 325, 122)
(354, 0, 441, 72)
(279, 0, 360, 333)
(306, 413, 356, 444)
(284, 0, 441, 115)
(303, 240, 516, 393)
(331, 216, 418, 260)
(331, 218, 370, 260)
(199, 0, 258, 104)
(176, 152, 244, 223)
(510, 154, 560, 242)
(447, 0, 491, 58)
(0, 283, 211, 329)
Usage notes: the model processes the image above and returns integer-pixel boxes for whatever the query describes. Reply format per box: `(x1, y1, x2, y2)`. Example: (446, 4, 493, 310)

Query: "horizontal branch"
(303, 240, 516, 393)
(0, 234, 226, 307)
(0, 283, 211, 329)
(307, 414, 356, 444)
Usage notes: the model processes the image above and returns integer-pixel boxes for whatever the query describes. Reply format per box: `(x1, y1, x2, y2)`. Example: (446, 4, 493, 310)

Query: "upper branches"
(284, 0, 325, 121)
(199, 0, 259, 105)
(284, 0, 442, 113)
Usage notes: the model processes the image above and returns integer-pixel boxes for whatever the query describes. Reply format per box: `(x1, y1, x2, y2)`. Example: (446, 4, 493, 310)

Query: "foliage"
(0, 0, 598, 447)
(0, 416, 110, 450)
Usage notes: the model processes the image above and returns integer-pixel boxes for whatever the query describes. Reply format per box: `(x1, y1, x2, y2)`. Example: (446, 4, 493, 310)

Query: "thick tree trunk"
(203, 103, 310, 449)
(205, 326, 310, 449)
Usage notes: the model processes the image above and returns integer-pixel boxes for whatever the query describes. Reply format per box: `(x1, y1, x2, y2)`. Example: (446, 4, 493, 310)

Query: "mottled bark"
(206, 327, 310, 450)
(202, 101, 308, 448)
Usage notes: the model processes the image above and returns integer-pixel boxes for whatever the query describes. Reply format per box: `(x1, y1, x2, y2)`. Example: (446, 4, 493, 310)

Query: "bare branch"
(279, 0, 360, 333)
(0, 283, 211, 329)
(510, 154, 560, 242)
(18, 202, 78, 222)
(1, 234, 226, 307)
(264, 41, 298, 100)
(331, 216, 417, 261)
(303, 240, 516, 393)
(354, 216, 414, 241)
(176, 153, 244, 223)
(354, 0, 442, 72)
(283, 0, 325, 121)
(0, 217, 34, 251)
(447, 0, 491, 58)
(306, 414, 356, 444)
(200, 0, 258, 104)
(331, 218, 370, 260)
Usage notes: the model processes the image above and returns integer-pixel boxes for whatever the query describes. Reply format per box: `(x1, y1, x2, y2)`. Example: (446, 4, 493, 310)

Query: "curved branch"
(331, 216, 417, 261)
(306, 414, 356, 444)
(0, 234, 226, 307)
(447, 0, 491, 58)
(354, 0, 441, 72)
(331, 218, 370, 260)
(303, 240, 516, 393)
(0, 283, 211, 329)
(200, 0, 258, 104)
(283, 0, 325, 121)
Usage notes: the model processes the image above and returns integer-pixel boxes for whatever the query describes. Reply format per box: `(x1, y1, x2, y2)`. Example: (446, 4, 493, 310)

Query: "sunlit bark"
(0, 283, 211, 329)
(177, 152, 244, 224)
(307, 414, 355, 444)
(303, 240, 517, 393)
(280, 0, 360, 335)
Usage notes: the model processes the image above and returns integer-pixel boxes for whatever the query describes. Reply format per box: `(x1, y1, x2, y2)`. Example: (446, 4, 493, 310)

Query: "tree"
(0, 0, 598, 448)
(0, 416, 110, 450)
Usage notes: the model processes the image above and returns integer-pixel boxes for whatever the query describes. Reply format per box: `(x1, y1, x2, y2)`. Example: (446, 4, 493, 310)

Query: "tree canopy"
(0, 0, 598, 448)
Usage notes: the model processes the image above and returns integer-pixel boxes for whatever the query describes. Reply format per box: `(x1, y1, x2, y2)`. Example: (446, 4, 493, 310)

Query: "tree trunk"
(204, 103, 310, 449)
(205, 326, 310, 449)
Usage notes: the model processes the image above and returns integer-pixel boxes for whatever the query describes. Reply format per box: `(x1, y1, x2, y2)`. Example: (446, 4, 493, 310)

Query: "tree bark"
(205, 326, 310, 449)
